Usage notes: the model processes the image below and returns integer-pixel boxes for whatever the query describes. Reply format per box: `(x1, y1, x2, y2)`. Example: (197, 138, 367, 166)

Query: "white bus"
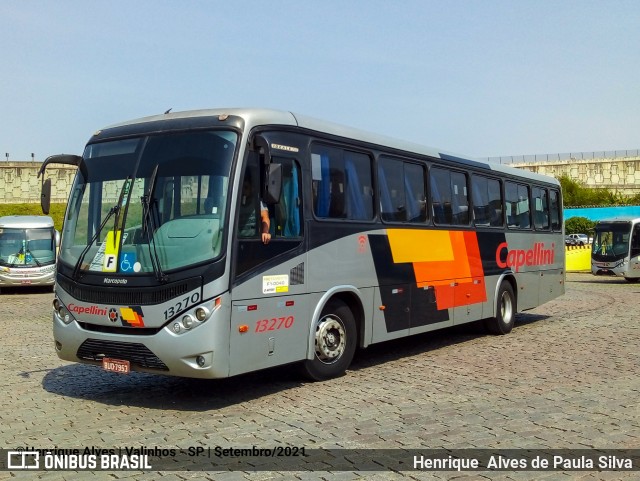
(0, 215, 59, 290)
(591, 217, 640, 282)
(39, 108, 565, 381)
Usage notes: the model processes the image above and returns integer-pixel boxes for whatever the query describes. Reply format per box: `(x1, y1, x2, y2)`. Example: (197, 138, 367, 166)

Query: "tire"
(485, 281, 516, 335)
(300, 299, 357, 381)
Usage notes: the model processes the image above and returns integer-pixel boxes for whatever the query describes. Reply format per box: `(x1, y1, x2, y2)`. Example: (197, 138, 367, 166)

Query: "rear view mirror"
(263, 163, 282, 205)
(41, 178, 52, 215)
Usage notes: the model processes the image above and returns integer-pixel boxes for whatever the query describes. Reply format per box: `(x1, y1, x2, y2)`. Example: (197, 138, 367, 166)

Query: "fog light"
(55, 341, 62, 350)
(196, 355, 206, 367)
(182, 314, 195, 329)
(53, 298, 60, 311)
(173, 322, 181, 333)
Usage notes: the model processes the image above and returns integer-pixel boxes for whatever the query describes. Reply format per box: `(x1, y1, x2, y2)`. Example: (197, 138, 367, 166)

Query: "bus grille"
(57, 275, 201, 306)
(77, 339, 169, 371)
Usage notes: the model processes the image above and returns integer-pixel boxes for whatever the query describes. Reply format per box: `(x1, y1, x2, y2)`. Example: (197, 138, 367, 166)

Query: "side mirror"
(263, 163, 282, 205)
(41, 178, 52, 215)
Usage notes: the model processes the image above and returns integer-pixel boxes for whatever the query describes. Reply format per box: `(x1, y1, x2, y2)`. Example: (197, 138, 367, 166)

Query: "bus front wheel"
(485, 282, 516, 335)
(301, 299, 357, 381)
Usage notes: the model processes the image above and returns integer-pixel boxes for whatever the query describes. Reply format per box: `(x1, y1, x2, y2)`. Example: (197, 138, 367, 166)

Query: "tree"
(557, 174, 625, 207)
(565, 216, 595, 235)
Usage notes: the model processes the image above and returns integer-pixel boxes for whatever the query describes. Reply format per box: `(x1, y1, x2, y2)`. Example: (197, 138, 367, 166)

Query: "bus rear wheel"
(485, 281, 516, 335)
(301, 299, 356, 381)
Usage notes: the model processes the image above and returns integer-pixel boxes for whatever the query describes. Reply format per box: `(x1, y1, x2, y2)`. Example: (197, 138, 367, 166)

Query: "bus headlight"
(182, 314, 195, 329)
(165, 297, 221, 335)
(195, 307, 210, 322)
(53, 300, 74, 325)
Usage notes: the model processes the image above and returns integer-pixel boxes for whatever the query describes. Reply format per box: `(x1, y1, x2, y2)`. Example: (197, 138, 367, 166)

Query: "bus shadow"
(41, 363, 304, 411)
(0, 285, 53, 295)
(41, 313, 549, 411)
(349, 312, 549, 372)
(570, 277, 633, 285)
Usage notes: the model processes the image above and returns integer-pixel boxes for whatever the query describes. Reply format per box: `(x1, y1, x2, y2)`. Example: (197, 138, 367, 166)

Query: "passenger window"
(430, 167, 469, 226)
(312, 145, 373, 220)
(472, 175, 502, 227)
(505, 181, 531, 229)
(378, 157, 427, 223)
(532, 187, 550, 230)
(549, 189, 561, 231)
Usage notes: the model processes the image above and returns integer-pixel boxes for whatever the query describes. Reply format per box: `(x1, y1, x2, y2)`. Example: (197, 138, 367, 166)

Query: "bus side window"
(272, 158, 302, 238)
(632, 225, 640, 257)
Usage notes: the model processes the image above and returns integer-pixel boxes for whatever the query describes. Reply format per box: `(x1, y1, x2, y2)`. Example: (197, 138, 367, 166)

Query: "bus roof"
(101, 108, 559, 187)
(595, 216, 640, 225)
(0, 215, 54, 229)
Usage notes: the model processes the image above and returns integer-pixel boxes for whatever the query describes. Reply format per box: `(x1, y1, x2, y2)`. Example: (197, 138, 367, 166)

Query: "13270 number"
(163, 292, 201, 320)
(255, 316, 295, 333)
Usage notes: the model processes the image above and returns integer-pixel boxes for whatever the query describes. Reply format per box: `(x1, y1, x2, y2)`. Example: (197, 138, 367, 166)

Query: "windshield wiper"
(141, 164, 169, 283)
(24, 247, 42, 267)
(72, 177, 131, 279)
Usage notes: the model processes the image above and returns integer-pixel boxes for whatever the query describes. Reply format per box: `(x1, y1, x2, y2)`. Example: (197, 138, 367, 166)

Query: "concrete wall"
(0, 162, 76, 204)
(511, 155, 640, 197)
(1, 154, 639, 204)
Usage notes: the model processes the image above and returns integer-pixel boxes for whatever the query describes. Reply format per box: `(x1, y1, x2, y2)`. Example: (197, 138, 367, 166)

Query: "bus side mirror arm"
(37, 154, 82, 178)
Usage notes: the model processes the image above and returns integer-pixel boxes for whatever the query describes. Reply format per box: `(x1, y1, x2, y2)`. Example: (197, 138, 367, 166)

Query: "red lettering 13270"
(255, 316, 294, 333)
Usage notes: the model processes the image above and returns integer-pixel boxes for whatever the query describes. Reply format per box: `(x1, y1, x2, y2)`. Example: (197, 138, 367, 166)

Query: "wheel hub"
(315, 316, 346, 364)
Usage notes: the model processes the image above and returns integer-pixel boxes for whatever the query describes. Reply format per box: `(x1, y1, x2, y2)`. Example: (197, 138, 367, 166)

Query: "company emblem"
(108, 308, 118, 323)
(119, 306, 145, 328)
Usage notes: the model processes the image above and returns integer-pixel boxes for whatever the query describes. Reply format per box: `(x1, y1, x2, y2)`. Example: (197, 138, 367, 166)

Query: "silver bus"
(591, 217, 640, 282)
(39, 108, 565, 381)
(0, 215, 58, 289)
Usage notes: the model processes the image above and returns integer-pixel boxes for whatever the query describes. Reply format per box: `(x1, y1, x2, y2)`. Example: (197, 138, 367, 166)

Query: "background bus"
(40, 108, 565, 381)
(591, 217, 640, 282)
(0, 215, 59, 290)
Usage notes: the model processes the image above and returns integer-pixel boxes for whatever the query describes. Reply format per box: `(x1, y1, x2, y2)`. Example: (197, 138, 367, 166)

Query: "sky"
(1, 0, 639, 162)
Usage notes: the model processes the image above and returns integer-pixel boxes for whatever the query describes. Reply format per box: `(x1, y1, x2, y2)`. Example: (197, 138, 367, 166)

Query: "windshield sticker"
(262, 274, 289, 294)
(119, 252, 137, 273)
(88, 231, 128, 271)
(103, 230, 123, 272)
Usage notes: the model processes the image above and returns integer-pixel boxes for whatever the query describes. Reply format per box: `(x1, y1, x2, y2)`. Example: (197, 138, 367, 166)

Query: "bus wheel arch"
(301, 292, 361, 381)
(485, 275, 517, 335)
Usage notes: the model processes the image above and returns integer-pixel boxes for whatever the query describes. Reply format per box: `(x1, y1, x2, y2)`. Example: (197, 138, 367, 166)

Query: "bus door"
(229, 151, 306, 376)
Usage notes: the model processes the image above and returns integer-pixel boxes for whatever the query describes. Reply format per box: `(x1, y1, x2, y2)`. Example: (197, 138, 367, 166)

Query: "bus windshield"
(59, 130, 237, 276)
(592, 222, 631, 261)
(0, 227, 56, 267)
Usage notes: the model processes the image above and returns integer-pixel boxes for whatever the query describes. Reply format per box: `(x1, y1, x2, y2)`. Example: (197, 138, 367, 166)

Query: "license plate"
(21, 279, 32, 285)
(102, 358, 130, 374)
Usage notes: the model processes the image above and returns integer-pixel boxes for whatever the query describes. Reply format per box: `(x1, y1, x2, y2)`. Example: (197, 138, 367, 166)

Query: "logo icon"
(7, 451, 39, 469)
(108, 308, 118, 323)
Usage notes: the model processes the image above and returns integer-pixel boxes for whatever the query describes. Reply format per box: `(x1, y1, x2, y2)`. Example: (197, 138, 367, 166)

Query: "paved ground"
(1, 273, 639, 481)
